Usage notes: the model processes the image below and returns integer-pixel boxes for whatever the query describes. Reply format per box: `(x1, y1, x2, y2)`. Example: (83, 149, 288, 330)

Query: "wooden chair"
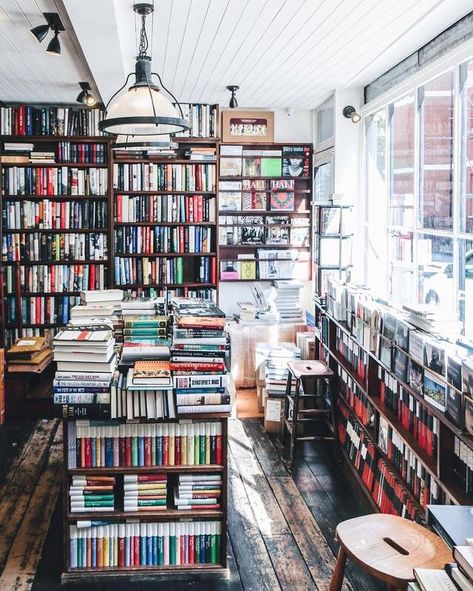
(283, 359, 336, 471)
(329, 514, 452, 591)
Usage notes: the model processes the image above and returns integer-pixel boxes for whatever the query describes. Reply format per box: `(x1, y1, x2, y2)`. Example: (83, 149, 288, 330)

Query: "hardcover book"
(220, 157, 242, 177)
(270, 191, 295, 211)
(423, 369, 447, 411)
(132, 360, 172, 386)
(445, 386, 463, 428)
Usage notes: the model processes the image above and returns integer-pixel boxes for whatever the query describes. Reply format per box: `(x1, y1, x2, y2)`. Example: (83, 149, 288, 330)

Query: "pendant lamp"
(113, 134, 178, 150)
(99, 2, 189, 136)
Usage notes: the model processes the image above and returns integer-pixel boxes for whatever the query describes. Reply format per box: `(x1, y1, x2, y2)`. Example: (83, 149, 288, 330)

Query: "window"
(363, 59, 473, 337)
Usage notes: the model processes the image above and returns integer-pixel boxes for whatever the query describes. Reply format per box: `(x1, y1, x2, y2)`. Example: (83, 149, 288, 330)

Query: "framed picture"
(221, 110, 274, 143)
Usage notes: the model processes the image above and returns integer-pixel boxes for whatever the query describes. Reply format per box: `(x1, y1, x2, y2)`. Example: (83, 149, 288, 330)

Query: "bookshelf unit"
(61, 416, 229, 581)
(0, 105, 112, 348)
(313, 204, 353, 298)
(315, 295, 473, 521)
(218, 143, 312, 282)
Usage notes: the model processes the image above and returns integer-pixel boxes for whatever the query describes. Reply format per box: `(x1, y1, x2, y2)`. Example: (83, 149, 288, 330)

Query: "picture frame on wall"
(221, 110, 275, 143)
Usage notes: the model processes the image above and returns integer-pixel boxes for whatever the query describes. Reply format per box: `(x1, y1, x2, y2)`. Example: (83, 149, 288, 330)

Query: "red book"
(133, 534, 140, 566)
(118, 535, 125, 567)
(197, 196, 203, 222)
(175, 435, 181, 466)
(169, 362, 225, 372)
(119, 434, 126, 466)
(85, 437, 91, 468)
(216, 432, 222, 465)
(144, 435, 151, 466)
(125, 436, 132, 467)
(189, 531, 195, 564)
(163, 434, 169, 466)
(134, 474, 167, 482)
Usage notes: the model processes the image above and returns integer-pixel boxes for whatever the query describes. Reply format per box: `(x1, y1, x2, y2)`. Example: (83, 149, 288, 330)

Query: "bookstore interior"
(4, 2, 473, 591)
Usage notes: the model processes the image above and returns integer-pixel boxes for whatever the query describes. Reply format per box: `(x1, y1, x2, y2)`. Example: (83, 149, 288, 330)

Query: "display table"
(228, 321, 308, 388)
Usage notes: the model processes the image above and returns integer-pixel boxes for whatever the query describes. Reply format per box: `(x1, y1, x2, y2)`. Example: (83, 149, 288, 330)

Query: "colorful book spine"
(4, 263, 107, 293)
(114, 194, 216, 223)
(1, 166, 108, 195)
(2, 232, 108, 262)
(113, 256, 216, 286)
(114, 226, 213, 254)
(113, 163, 216, 192)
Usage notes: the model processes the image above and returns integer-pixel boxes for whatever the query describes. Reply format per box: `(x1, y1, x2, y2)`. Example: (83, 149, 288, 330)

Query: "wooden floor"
(0, 413, 384, 591)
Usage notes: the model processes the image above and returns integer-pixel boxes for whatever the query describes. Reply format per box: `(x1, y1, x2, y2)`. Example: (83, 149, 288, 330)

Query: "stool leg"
(329, 546, 347, 591)
(289, 377, 300, 471)
(283, 373, 292, 447)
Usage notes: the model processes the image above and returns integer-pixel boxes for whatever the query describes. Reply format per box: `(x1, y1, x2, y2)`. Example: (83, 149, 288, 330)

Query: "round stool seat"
(335, 514, 452, 588)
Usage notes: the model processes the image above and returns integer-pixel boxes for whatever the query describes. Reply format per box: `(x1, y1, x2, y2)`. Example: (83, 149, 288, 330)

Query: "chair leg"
(282, 373, 292, 447)
(329, 546, 347, 591)
(289, 378, 300, 471)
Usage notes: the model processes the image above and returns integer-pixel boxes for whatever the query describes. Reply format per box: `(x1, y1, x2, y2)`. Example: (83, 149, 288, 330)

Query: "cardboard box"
(264, 396, 285, 434)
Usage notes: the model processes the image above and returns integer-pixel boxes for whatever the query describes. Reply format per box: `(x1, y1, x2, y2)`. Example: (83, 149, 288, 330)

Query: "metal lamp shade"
(113, 133, 178, 150)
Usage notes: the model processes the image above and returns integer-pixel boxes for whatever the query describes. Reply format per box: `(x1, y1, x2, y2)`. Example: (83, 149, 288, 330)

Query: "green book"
(261, 157, 282, 176)
(199, 434, 206, 465)
(210, 532, 217, 564)
(131, 435, 138, 467)
(194, 434, 200, 466)
(176, 257, 183, 284)
(157, 534, 164, 565)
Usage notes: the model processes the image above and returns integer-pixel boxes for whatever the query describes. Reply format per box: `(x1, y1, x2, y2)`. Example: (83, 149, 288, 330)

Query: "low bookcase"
(61, 415, 229, 581)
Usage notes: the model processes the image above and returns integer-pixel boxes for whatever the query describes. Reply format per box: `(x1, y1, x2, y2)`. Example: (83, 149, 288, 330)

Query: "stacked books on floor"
(256, 342, 301, 397)
(124, 474, 168, 512)
(170, 300, 231, 415)
(121, 313, 170, 361)
(174, 474, 222, 511)
(6, 336, 53, 373)
(53, 326, 117, 419)
(69, 475, 115, 513)
(272, 279, 305, 323)
(69, 521, 222, 568)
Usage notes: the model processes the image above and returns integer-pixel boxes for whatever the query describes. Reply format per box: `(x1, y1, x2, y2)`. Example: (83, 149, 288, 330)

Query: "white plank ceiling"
(1, 0, 473, 108)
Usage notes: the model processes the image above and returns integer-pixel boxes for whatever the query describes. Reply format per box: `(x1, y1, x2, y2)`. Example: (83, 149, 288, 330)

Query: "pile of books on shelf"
(170, 298, 231, 415)
(53, 326, 117, 419)
(69, 475, 115, 513)
(69, 520, 222, 568)
(272, 279, 304, 323)
(174, 474, 222, 511)
(6, 335, 53, 373)
(183, 145, 216, 162)
(124, 474, 168, 512)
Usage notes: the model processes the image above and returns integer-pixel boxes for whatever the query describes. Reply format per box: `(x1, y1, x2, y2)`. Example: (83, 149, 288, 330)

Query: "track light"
(30, 12, 64, 55)
(76, 82, 96, 106)
(227, 85, 239, 109)
(342, 105, 361, 124)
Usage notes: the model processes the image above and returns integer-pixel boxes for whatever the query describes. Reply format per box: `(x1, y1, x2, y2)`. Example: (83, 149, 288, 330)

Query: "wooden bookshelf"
(315, 296, 473, 520)
(218, 142, 312, 282)
(0, 104, 112, 348)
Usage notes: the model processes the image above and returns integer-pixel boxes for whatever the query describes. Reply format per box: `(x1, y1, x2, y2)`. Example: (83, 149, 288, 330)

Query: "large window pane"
(390, 95, 415, 227)
(388, 230, 415, 303)
(419, 72, 454, 230)
(460, 62, 473, 233)
(417, 234, 454, 313)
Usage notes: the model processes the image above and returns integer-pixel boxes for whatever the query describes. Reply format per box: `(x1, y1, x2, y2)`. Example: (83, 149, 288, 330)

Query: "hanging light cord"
(138, 13, 149, 58)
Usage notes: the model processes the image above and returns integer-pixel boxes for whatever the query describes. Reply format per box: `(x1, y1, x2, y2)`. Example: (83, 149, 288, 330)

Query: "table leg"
(329, 546, 346, 591)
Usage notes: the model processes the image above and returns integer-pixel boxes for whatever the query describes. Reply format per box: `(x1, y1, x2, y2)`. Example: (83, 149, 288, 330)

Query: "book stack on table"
(120, 313, 170, 364)
(7, 335, 53, 373)
(71, 289, 123, 331)
(69, 475, 115, 513)
(174, 474, 222, 511)
(170, 300, 231, 415)
(124, 474, 168, 512)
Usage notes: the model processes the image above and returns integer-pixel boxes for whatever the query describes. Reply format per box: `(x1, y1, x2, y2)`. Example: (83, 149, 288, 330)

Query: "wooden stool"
(329, 514, 452, 591)
(283, 359, 336, 471)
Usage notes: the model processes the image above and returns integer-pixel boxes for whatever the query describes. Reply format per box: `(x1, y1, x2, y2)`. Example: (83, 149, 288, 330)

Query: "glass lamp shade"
(113, 133, 178, 150)
(100, 85, 189, 136)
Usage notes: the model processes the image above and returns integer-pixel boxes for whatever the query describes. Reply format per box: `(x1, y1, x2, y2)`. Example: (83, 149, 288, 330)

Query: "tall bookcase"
(315, 296, 473, 521)
(218, 143, 312, 282)
(0, 104, 112, 348)
(62, 415, 229, 580)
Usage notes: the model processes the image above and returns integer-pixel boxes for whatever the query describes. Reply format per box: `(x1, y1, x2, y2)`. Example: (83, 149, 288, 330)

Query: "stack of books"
(121, 359, 175, 420)
(124, 474, 168, 512)
(1, 142, 34, 164)
(121, 296, 166, 317)
(52, 327, 117, 419)
(69, 475, 115, 513)
(171, 305, 231, 414)
(255, 342, 301, 397)
(184, 146, 217, 162)
(174, 474, 222, 511)
(70, 289, 123, 329)
(121, 315, 170, 363)
(272, 280, 305, 323)
(6, 336, 53, 373)
(402, 303, 463, 337)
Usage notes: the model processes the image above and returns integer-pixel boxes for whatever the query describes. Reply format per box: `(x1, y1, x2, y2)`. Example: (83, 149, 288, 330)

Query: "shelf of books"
(112, 107, 219, 302)
(55, 291, 230, 581)
(313, 204, 353, 298)
(0, 104, 111, 348)
(218, 143, 312, 282)
(315, 279, 473, 522)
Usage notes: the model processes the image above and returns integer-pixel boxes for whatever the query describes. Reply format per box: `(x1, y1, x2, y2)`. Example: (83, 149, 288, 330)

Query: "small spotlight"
(227, 85, 239, 109)
(46, 30, 61, 55)
(342, 105, 361, 124)
(76, 82, 96, 106)
(30, 13, 64, 55)
(31, 24, 50, 43)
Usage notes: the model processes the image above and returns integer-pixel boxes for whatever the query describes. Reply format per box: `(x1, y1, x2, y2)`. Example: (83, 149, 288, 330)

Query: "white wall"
(219, 108, 314, 317)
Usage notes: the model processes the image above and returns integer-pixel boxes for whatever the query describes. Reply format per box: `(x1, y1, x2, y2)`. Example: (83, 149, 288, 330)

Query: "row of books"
(2, 232, 107, 262)
(219, 190, 297, 212)
(453, 436, 473, 498)
(219, 223, 309, 247)
(334, 326, 368, 385)
(56, 142, 107, 164)
(114, 226, 214, 255)
(337, 365, 374, 428)
(2, 167, 108, 196)
(314, 206, 353, 236)
(69, 521, 222, 568)
(113, 256, 217, 286)
(3, 199, 108, 230)
(2, 142, 108, 165)
(220, 257, 309, 281)
(115, 194, 216, 224)
(176, 103, 218, 138)
(113, 163, 216, 193)
(6, 295, 80, 325)
(378, 366, 439, 459)
(373, 458, 423, 521)
(0, 105, 105, 136)
(67, 420, 224, 468)
(4, 264, 107, 294)
(220, 156, 310, 178)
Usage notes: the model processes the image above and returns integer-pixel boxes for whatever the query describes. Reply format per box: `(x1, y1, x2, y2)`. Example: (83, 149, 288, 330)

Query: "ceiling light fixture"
(30, 13, 64, 55)
(76, 82, 96, 107)
(227, 85, 239, 109)
(113, 134, 178, 151)
(99, 2, 189, 136)
(342, 105, 361, 124)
